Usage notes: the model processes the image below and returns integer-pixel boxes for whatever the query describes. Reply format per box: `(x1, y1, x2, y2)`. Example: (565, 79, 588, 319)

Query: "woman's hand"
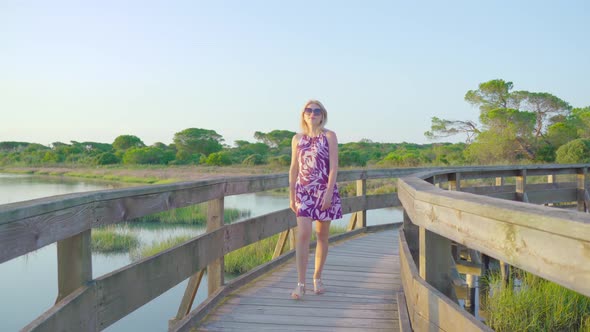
(321, 193, 332, 211)
(290, 199, 297, 213)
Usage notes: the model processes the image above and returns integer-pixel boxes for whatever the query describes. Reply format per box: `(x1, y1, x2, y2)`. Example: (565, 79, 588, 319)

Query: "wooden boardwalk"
(196, 227, 402, 331)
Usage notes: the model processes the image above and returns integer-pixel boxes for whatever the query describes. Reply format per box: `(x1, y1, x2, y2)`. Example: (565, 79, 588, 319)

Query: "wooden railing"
(0, 169, 414, 331)
(397, 164, 590, 331)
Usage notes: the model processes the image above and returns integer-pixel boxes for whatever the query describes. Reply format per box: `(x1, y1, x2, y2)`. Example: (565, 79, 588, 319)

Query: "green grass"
(132, 204, 251, 225)
(131, 235, 193, 260)
(224, 225, 348, 275)
(91, 226, 140, 253)
(483, 269, 590, 332)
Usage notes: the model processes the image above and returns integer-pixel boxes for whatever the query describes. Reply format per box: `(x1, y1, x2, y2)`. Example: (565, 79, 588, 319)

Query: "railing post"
(419, 227, 456, 302)
(448, 172, 461, 191)
(577, 167, 588, 212)
(357, 179, 367, 228)
(207, 198, 224, 296)
(56, 230, 92, 303)
(403, 210, 419, 266)
(495, 176, 504, 186)
(516, 169, 528, 202)
(347, 179, 366, 230)
(546, 173, 556, 206)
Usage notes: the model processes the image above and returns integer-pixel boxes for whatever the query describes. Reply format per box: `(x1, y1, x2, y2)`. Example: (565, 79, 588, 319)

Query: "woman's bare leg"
(295, 217, 313, 285)
(313, 220, 331, 280)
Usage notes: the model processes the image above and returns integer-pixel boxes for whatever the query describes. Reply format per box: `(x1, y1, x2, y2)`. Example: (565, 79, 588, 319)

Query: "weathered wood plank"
(56, 229, 92, 303)
(202, 312, 398, 328)
(22, 286, 97, 332)
(197, 320, 396, 332)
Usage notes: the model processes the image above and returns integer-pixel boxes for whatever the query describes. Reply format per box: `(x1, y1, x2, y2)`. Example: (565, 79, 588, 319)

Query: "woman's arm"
(322, 130, 339, 210)
(289, 134, 301, 213)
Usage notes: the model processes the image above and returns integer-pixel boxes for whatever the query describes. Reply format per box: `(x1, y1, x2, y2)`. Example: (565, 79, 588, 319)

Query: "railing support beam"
(419, 227, 457, 302)
(348, 179, 367, 230)
(577, 167, 588, 212)
(207, 198, 224, 296)
(55, 230, 92, 303)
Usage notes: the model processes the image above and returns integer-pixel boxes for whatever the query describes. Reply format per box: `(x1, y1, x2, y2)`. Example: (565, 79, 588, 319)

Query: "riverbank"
(0, 165, 286, 184)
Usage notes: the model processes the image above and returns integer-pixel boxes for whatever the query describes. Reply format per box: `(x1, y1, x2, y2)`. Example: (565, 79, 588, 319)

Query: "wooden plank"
(198, 320, 396, 332)
(56, 229, 92, 303)
(419, 227, 456, 302)
(357, 179, 367, 227)
(272, 229, 290, 259)
(207, 198, 224, 296)
(397, 291, 412, 332)
(455, 259, 482, 276)
(214, 305, 396, 319)
(526, 188, 577, 204)
(22, 286, 97, 332)
(173, 269, 205, 321)
(202, 312, 398, 329)
(223, 295, 397, 309)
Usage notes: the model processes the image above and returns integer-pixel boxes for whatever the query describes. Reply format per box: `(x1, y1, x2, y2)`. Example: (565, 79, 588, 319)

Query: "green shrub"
(556, 138, 590, 164)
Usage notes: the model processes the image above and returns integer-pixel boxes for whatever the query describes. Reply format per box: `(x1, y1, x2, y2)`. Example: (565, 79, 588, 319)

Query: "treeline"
(0, 129, 466, 168)
(1, 79, 588, 168)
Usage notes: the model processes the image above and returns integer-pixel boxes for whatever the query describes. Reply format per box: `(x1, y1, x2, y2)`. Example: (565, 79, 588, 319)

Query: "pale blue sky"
(1, 1, 589, 146)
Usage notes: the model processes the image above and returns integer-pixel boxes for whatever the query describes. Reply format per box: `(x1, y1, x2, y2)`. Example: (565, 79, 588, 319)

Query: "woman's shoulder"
(292, 133, 304, 144)
(323, 129, 337, 139)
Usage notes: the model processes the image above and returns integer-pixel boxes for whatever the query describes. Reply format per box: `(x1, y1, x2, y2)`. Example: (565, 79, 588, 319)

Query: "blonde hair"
(300, 99, 328, 135)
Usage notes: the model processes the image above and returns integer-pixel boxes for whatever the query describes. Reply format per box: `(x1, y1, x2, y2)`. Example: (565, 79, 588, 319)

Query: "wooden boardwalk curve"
(195, 227, 401, 331)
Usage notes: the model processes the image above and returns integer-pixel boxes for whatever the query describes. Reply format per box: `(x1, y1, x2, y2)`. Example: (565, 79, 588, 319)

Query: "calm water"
(0, 174, 402, 331)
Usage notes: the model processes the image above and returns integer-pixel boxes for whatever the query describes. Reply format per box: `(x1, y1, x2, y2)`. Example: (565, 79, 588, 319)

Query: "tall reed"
(132, 204, 250, 225)
(91, 226, 140, 253)
(484, 269, 590, 331)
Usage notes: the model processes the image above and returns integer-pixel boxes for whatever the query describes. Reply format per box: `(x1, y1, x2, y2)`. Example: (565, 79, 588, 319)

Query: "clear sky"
(1, 1, 589, 147)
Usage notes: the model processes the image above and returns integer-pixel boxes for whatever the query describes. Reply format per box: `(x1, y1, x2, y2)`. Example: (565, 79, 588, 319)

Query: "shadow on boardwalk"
(196, 227, 401, 331)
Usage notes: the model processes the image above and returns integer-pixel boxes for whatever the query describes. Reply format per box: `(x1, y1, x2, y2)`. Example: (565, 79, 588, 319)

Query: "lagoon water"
(0, 174, 402, 331)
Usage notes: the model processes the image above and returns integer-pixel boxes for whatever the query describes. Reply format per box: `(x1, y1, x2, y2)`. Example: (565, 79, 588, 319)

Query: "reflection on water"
(0, 174, 403, 331)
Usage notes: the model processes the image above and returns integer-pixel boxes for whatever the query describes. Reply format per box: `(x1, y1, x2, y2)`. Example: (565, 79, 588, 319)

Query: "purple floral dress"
(295, 131, 343, 221)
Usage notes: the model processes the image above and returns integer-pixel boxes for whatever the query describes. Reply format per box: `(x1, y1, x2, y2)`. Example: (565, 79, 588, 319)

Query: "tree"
(555, 139, 590, 164)
(113, 135, 145, 150)
(122, 147, 174, 165)
(425, 117, 480, 143)
(513, 91, 571, 138)
(465, 109, 536, 163)
(464, 79, 520, 123)
(254, 130, 295, 148)
(173, 128, 224, 156)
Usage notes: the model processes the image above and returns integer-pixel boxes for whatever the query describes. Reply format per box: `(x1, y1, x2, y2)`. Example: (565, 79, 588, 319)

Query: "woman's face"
(303, 103, 323, 127)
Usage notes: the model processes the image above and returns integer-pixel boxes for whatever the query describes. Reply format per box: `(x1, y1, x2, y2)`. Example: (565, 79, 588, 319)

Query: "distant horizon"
(2, 1, 589, 148)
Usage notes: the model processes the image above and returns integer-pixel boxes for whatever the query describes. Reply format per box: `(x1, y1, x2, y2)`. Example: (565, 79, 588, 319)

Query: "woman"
(289, 99, 342, 300)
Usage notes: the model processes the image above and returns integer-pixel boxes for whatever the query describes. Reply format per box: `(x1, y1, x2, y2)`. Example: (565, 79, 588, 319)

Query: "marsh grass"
(131, 235, 193, 260)
(132, 204, 251, 225)
(224, 225, 348, 275)
(484, 269, 590, 332)
(91, 226, 140, 253)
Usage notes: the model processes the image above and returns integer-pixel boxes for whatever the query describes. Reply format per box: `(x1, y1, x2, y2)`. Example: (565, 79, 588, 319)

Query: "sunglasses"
(304, 108, 322, 116)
